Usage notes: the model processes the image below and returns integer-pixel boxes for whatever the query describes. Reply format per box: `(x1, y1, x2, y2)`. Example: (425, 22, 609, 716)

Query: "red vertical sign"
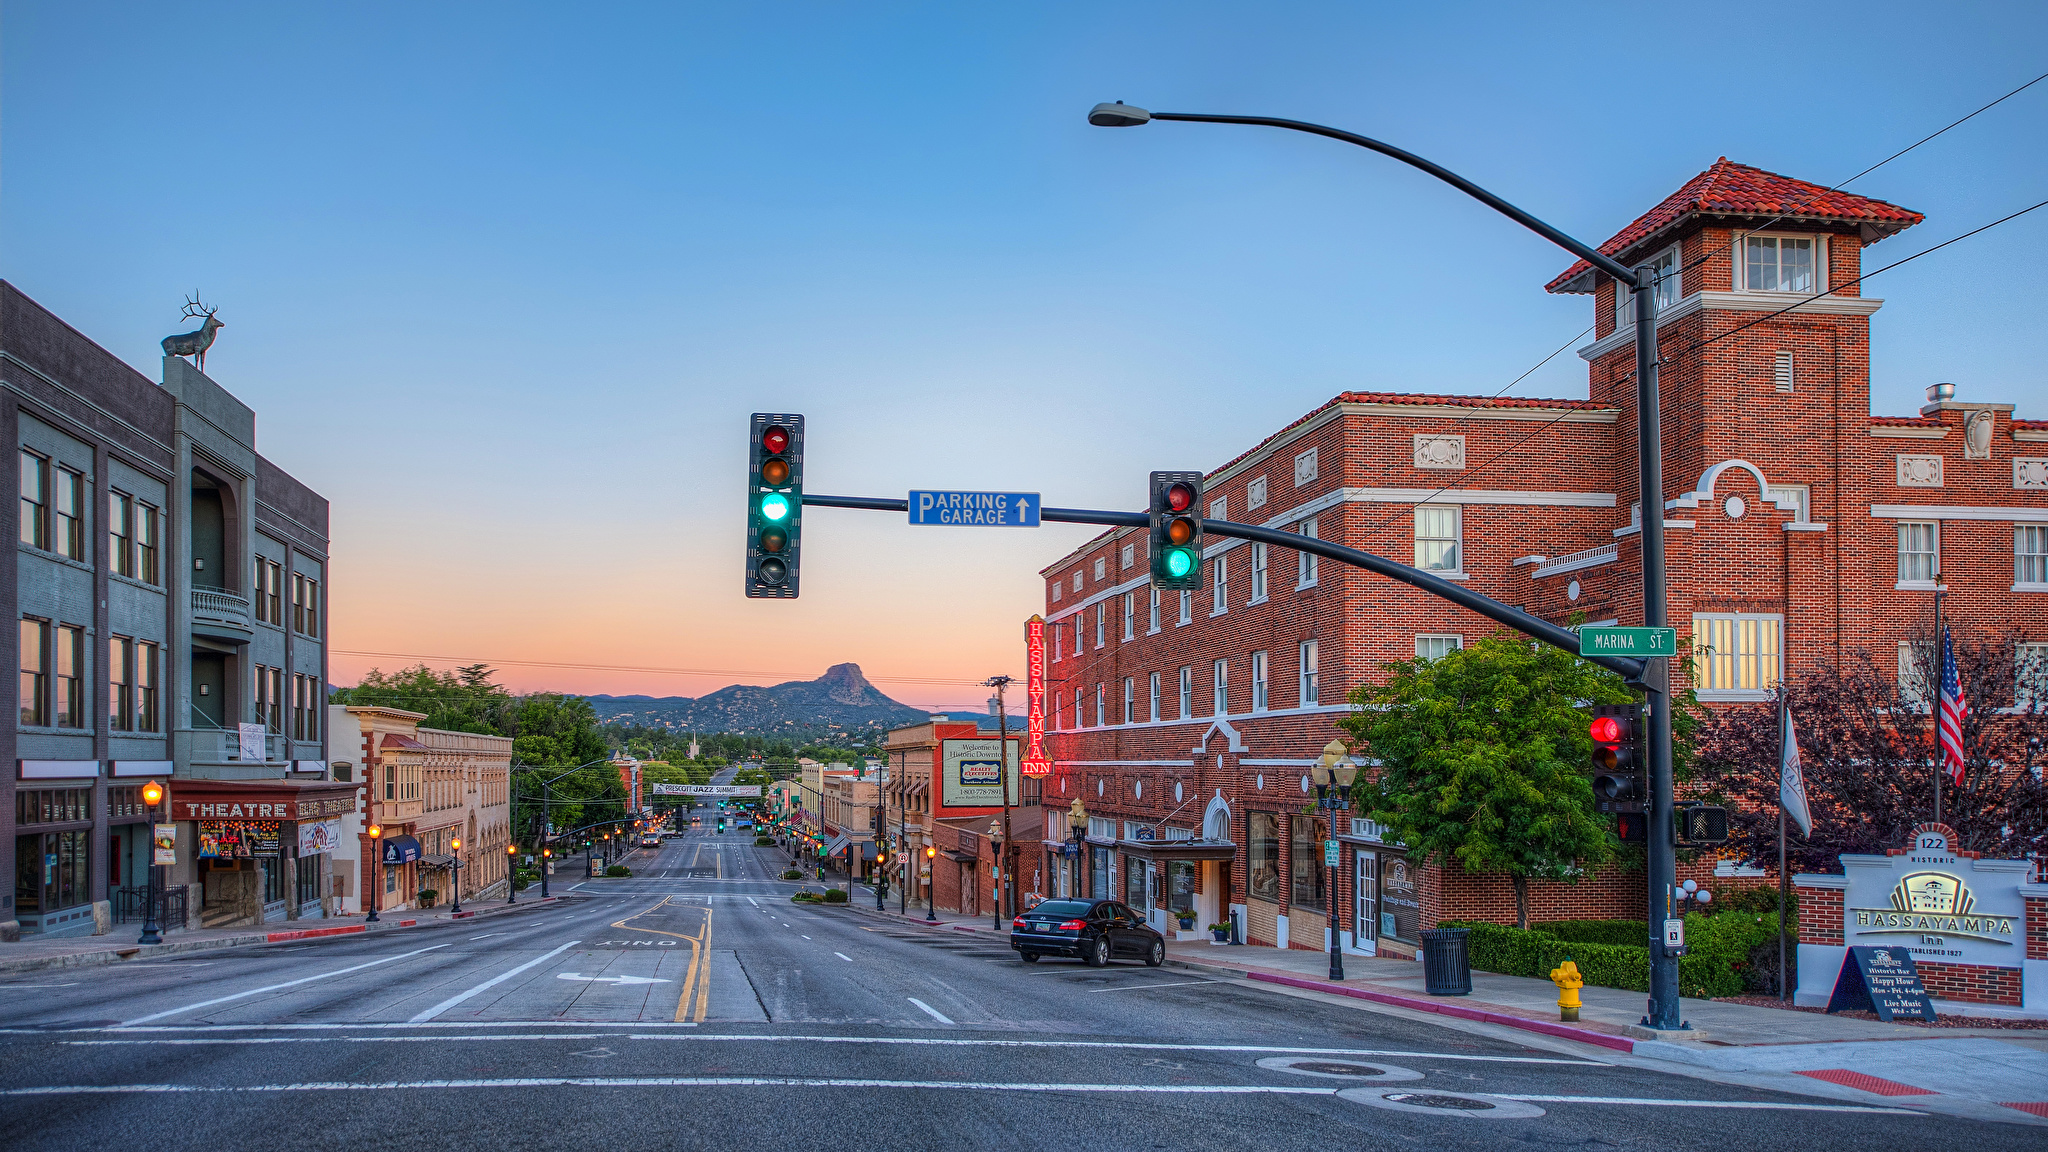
(1022, 615, 1052, 776)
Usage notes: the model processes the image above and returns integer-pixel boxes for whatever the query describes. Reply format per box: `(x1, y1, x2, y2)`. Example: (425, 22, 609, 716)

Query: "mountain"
(588, 663, 935, 740)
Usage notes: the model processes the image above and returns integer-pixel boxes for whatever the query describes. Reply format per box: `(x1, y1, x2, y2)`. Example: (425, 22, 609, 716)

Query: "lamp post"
(1311, 739, 1359, 981)
(988, 819, 1006, 930)
(138, 779, 166, 945)
(366, 823, 383, 923)
(924, 844, 938, 922)
(506, 843, 518, 904)
(1088, 101, 1683, 1030)
(1068, 799, 1089, 899)
(449, 838, 463, 915)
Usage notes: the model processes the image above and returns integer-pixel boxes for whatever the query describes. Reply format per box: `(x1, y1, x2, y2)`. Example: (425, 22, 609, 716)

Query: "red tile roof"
(1546, 159, 1924, 294)
(1869, 416, 1941, 427)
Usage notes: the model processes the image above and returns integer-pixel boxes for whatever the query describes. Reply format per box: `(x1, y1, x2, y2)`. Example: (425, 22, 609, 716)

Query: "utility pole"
(987, 675, 1014, 927)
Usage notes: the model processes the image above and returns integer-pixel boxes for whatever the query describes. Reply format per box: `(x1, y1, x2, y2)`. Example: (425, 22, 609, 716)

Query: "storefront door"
(1352, 850, 1377, 955)
(13, 830, 92, 934)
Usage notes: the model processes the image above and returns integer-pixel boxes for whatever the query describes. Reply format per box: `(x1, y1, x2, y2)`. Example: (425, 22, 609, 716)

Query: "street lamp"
(987, 819, 1005, 930)
(366, 823, 383, 923)
(1089, 101, 1684, 1030)
(1310, 739, 1359, 981)
(506, 843, 519, 904)
(138, 779, 166, 945)
(924, 844, 938, 923)
(1068, 798, 1090, 899)
(450, 837, 463, 915)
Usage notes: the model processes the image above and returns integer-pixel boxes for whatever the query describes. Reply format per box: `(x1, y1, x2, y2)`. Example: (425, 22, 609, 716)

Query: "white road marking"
(70, 1035, 607, 1046)
(833, 953, 853, 962)
(906, 998, 953, 1025)
(556, 973, 670, 986)
(0, 1078, 1342, 1096)
(122, 944, 457, 1026)
(407, 941, 580, 1023)
(468, 933, 502, 941)
(1087, 980, 1218, 993)
(1494, 1095, 1928, 1113)
(800, 935, 810, 940)
(0, 983, 80, 989)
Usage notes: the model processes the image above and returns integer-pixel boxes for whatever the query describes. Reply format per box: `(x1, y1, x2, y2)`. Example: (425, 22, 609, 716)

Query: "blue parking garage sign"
(908, 490, 1040, 527)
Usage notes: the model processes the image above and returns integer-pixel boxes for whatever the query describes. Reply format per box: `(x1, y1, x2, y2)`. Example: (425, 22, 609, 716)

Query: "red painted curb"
(265, 925, 366, 943)
(450, 911, 476, 919)
(398, 919, 417, 927)
(1243, 971, 1637, 1054)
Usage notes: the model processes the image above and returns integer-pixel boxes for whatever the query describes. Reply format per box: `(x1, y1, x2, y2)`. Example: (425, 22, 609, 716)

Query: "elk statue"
(161, 294, 225, 370)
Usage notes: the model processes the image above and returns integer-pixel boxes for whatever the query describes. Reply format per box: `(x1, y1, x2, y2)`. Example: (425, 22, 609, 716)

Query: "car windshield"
(1028, 900, 1094, 917)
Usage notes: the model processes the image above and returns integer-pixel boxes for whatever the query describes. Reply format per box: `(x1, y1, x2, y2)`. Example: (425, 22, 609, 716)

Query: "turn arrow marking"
(556, 973, 672, 986)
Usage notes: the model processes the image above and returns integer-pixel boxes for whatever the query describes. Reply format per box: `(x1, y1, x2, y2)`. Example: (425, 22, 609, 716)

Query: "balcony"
(177, 727, 293, 777)
(191, 587, 255, 643)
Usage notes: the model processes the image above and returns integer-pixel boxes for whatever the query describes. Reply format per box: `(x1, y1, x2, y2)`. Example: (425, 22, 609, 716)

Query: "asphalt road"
(0, 827, 2028, 1151)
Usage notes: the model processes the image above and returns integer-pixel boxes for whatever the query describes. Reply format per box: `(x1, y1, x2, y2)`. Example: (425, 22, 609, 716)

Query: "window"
(255, 664, 284, 733)
(1415, 505, 1461, 572)
(1123, 677, 1134, 724)
(1052, 623, 1061, 661)
(19, 618, 47, 726)
(1897, 521, 1938, 584)
(1898, 641, 1932, 713)
(384, 764, 396, 802)
(1766, 484, 1810, 524)
(136, 641, 158, 732)
(1208, 496, 1226, 522)
(1177, 590, 1191, 626)
(1291, 815, 1327, 908)
(1094, 602, 1105, 649)
(1212, 659, 1228, 715)
(108, 637, 132, 731)
(1147, 587, 1160, 633)
(1073, 690, 1083, 728)
(1178, 666, 1192, 718)
(109, 492, 134, 578)
(1773, 350, 1795, 393)
(1092, 559, 1105, 582)
(1297, 518, 1319, 586)
(1294, 448, 1318, 488)
(1614, 244, 1681, 326)
(1249, 543, 1268, 601)
(1051, 581, 1061, 602)
(1072, 572, 1083, 593)
(1120, 543, 1134, 570)
(255, 560, 284, 624)
(16, 788, 91, 825)
(1122, 593, 1134, 641)
(1744, 234, 1817, 294)
(1211, 555, 1229, 615)
(1247, 476, 1268, 510)
(1693, 614, 1783, 699)
(53, 467, 84, 561)
(2017, 525, 2048, 587)
(1251, 651, 1269, 711)
(2017, 643, 2048, 712)
(136, 503, 159, 584)
(19, 451, 47, 549)
(1095, 684, 1105, 727)
(1415, 634, 1463, 662)
(52, 624, 83, 728)
(1148, 671, 1160, 722)
(294, 675, 320, 742)
(292, 574, 321, 636)
(1248, 812, 1280, 901)
(1300, 640, 1319, 706)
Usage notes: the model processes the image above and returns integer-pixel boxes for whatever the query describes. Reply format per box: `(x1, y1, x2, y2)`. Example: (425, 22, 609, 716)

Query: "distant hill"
(589, 662, 940, 741)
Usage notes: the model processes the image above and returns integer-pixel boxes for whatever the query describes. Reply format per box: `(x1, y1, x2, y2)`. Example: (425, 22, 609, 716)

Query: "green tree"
(1340, 633, 1631, 929)
(330, 663, 514, 735)
(510, 694, 620, 843)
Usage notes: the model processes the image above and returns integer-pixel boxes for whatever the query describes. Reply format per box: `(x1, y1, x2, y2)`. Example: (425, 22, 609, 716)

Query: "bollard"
(1550, 958, 1584, 1022)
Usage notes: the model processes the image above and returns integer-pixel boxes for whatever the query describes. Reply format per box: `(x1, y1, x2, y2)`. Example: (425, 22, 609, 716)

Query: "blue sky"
(5, 2, 2043, 708)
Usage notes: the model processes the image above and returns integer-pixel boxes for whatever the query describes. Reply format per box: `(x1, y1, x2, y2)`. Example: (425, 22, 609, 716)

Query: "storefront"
(1339, 819, 1418, 959)
(169, 779, 357, 929)
(13, 776, 97, 937)
(1117, 837, 1236, 939)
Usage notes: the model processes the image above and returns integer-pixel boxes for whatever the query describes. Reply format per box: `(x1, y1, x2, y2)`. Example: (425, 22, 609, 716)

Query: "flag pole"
(1933, 582, 1944, 826)
(1778, 696, 1789, 1001)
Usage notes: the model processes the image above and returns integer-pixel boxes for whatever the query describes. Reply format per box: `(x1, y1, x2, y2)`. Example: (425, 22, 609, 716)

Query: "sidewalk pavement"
(0, 894, 570, 976)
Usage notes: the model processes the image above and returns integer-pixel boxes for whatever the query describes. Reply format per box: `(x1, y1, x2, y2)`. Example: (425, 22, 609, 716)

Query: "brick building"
(1037, 159, 2046, 957)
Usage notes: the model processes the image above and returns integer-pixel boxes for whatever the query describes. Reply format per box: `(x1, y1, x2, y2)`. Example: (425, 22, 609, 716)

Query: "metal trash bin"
(1421, 927, 1472, 995)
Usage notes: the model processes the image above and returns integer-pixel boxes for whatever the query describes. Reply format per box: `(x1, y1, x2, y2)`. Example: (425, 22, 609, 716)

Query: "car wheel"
(1020, 951, 1040, 964)
(1085, 937, 1110, 967)
(1145, 939, 1165, 967)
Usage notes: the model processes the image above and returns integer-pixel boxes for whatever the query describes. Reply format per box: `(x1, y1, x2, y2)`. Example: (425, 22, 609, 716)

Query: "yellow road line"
(693, 908, 713, 1022)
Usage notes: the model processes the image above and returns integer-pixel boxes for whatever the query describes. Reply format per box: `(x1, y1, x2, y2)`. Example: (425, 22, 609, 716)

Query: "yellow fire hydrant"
(1550, 959, 1584, 1022)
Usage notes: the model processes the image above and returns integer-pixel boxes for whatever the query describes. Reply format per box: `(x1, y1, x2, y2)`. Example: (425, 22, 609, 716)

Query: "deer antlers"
(180, 292, 219, 321)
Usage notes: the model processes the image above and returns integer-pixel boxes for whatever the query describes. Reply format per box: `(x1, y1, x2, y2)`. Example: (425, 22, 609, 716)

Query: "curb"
(0, 917, 422, 976)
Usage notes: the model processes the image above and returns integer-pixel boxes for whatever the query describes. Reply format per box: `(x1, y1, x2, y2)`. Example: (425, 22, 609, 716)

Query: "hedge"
(1440, 914, 1773, 1000)
(822, 888, 849, 903)
(1534, 919, 1646, 948)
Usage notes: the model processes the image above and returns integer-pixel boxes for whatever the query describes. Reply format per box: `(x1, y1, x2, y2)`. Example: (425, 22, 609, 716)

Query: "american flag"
(1938, 627, 1968, 787)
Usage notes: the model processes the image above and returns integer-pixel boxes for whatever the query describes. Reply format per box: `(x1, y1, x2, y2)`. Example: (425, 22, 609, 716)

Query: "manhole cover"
(1256, 1056, 1421, 1082)
(1297, 1062, 1385, 1076)
(1337, 1087, 1545, 1119)
(1387, 1093, 1494, 1110)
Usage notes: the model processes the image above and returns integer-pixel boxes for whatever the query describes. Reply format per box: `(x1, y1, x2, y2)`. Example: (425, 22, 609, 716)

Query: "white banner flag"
(1780, 707, 1812, 838)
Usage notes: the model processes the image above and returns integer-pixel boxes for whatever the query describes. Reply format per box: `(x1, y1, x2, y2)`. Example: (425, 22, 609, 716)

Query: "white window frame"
(1178, 665, 1192, 718)
(1208, 496, 1226, 521)
(1299, 640, 1318, 706)
(1297, 517, 1319, 587)
(1148, 587, 1161, 634)
(1897, 641, 1932, 714)
(1076, 689, 1087, 728)
(1415, 634, 1463, 662)
(1247, 475, 1268, 511)
(1123, 677, 1135, 725)
(1053, 624, 1062, 662)
(1149, 671, 1161, 722)
(1095, 684, 1105, 727)
(1766, 484, 1810, 524)
(1614, 243, 1682, 327)
(1073, 572, 1083, 593)
(1121, 543, 1135, 571)
(1177, 590, 1192, 626)
(2016, 524, 2048, 591)
(1122, 592, 1135, 642)
(1051, 580, 1061, 602)
(1212, 659, 1227, 716)
(1692, 613, 1784, 702)
(1414, 504, 1463, 574)
(2016, 642, 2048, 713)
(1249, 543, 1268, 603)
(1095, 602, 1105, 649)
(1092, 558, 1105, 582)
(1251, 651, 1269, 711)
(1736, 231, 1825, 296)
(1211, 555, 1229, 616)
(1294, 448, 1318, 488)
(1897, 520, 1939, 587)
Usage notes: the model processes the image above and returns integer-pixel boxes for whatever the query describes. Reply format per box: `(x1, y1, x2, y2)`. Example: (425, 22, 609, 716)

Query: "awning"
(1115, 837, 1237, 863)
(940, 849, 978, 863)
(380, 734, 429, 752)
(419, 854, 455, 868)
(823, 833, 851, 856)
(380, 835, 421, 864)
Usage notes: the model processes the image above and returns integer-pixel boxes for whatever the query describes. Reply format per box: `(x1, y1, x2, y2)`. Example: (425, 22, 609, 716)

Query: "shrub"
(511, 877, 531, 891)
(1534, 919, 1646, 948)
(822, 888, 849, 903)
(1447, 915, 1759, 999)
(791, 892, 822, 903)
(781, 869, 803, 880)
(1439, 921, 1554, 977)
(604, 865, 631, 877)
(1532, 936, 1649, 992)
(416, 889, 438, 907)
(755, 837, 775, 846)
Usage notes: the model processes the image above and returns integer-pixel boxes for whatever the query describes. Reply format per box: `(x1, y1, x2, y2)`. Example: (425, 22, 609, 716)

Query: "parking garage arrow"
(556, 973, 672, 985)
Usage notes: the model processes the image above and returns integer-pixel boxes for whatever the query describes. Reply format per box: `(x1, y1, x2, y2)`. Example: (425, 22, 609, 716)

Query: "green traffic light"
(1164, 546, 1196, 579)
(759, 492, 791, 522)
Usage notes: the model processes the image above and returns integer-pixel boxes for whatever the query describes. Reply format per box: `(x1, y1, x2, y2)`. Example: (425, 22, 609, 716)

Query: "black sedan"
(1010, 898, 1166, 967)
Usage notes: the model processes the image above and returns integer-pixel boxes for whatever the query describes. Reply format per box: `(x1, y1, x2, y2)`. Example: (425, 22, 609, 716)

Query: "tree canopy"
(329, 663, 514, 735)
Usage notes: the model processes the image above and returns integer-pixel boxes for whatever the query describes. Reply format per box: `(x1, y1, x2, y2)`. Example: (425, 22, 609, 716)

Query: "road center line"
(906, 998, 953, 1025)
(407, 941, 580, 1023)
(1087, 980, 1218, 993)
(1492, 1095, 1926, 1114)
(122, 944, 456, 1026)
(834, 953, 853, 962)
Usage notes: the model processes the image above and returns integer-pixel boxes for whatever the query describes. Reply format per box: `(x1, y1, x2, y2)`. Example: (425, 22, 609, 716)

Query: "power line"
(329, 649, 983, 687)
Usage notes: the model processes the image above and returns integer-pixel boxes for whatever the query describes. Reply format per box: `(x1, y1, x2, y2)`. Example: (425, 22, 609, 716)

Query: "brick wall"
(1914, 961, 2022, 1006)
(2027, 895, 2047, 961)
(1798, 886, 1844, 945)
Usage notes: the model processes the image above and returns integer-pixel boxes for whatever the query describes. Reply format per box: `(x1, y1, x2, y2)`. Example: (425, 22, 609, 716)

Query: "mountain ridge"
(587, 662, 938, 739)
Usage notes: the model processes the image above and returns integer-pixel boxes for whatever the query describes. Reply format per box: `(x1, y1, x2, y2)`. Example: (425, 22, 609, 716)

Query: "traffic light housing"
(747, 413, 804, 598)
(1148, 471, 1204, 590)
(1614, 810, 1649, 844)
(1676, 804, 1730, 845)
(1588, 703, 1645, 810)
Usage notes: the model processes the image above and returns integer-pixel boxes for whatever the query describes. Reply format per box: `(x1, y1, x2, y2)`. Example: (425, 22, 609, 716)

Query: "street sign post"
(1579, 626, 1678, 658)
(908, 491, 1041, 527)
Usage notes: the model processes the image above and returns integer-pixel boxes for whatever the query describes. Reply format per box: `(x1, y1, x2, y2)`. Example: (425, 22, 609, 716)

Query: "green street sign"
(1579, 626, 1677, 658)
(1324, 839, 1339, 867)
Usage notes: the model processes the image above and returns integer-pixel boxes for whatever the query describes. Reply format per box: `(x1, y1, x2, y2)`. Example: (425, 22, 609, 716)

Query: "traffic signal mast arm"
(798, 492, 1646, 681)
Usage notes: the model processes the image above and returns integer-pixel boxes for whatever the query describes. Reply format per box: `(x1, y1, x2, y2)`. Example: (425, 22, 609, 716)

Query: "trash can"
(1421, 927, 1472, 995)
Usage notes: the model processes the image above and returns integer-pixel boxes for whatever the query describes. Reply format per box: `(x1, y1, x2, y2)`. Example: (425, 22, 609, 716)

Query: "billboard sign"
(939, 738, 1020, 808)
(651, 784, 763, 797)
(1022, 616, 1052, 777)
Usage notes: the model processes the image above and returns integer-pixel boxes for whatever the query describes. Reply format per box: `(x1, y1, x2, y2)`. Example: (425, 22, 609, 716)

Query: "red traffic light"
(1589, 716, 1628, 744)
(762, 425, 790, 455)
(1166, 482, 1194, 512)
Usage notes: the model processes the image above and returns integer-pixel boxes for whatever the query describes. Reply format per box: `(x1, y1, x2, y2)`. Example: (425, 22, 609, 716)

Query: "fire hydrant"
(1550, 959, 1584, 1022)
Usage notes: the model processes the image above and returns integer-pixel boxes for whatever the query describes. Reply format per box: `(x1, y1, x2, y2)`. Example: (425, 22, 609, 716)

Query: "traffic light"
(1148, 471, 1204, 590)
(1675, 804, 1730, 845)
(1588, 703, 1645, 811)
(747, 413, 804, 598)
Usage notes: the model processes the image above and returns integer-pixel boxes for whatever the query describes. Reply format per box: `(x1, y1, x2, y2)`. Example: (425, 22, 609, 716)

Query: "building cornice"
(1869, 503, 2048, 522)
(1577, 291, 1885, 363)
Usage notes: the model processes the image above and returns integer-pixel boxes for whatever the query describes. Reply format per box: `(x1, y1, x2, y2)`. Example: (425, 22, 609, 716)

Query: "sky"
(4, 2, 2044, 713)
